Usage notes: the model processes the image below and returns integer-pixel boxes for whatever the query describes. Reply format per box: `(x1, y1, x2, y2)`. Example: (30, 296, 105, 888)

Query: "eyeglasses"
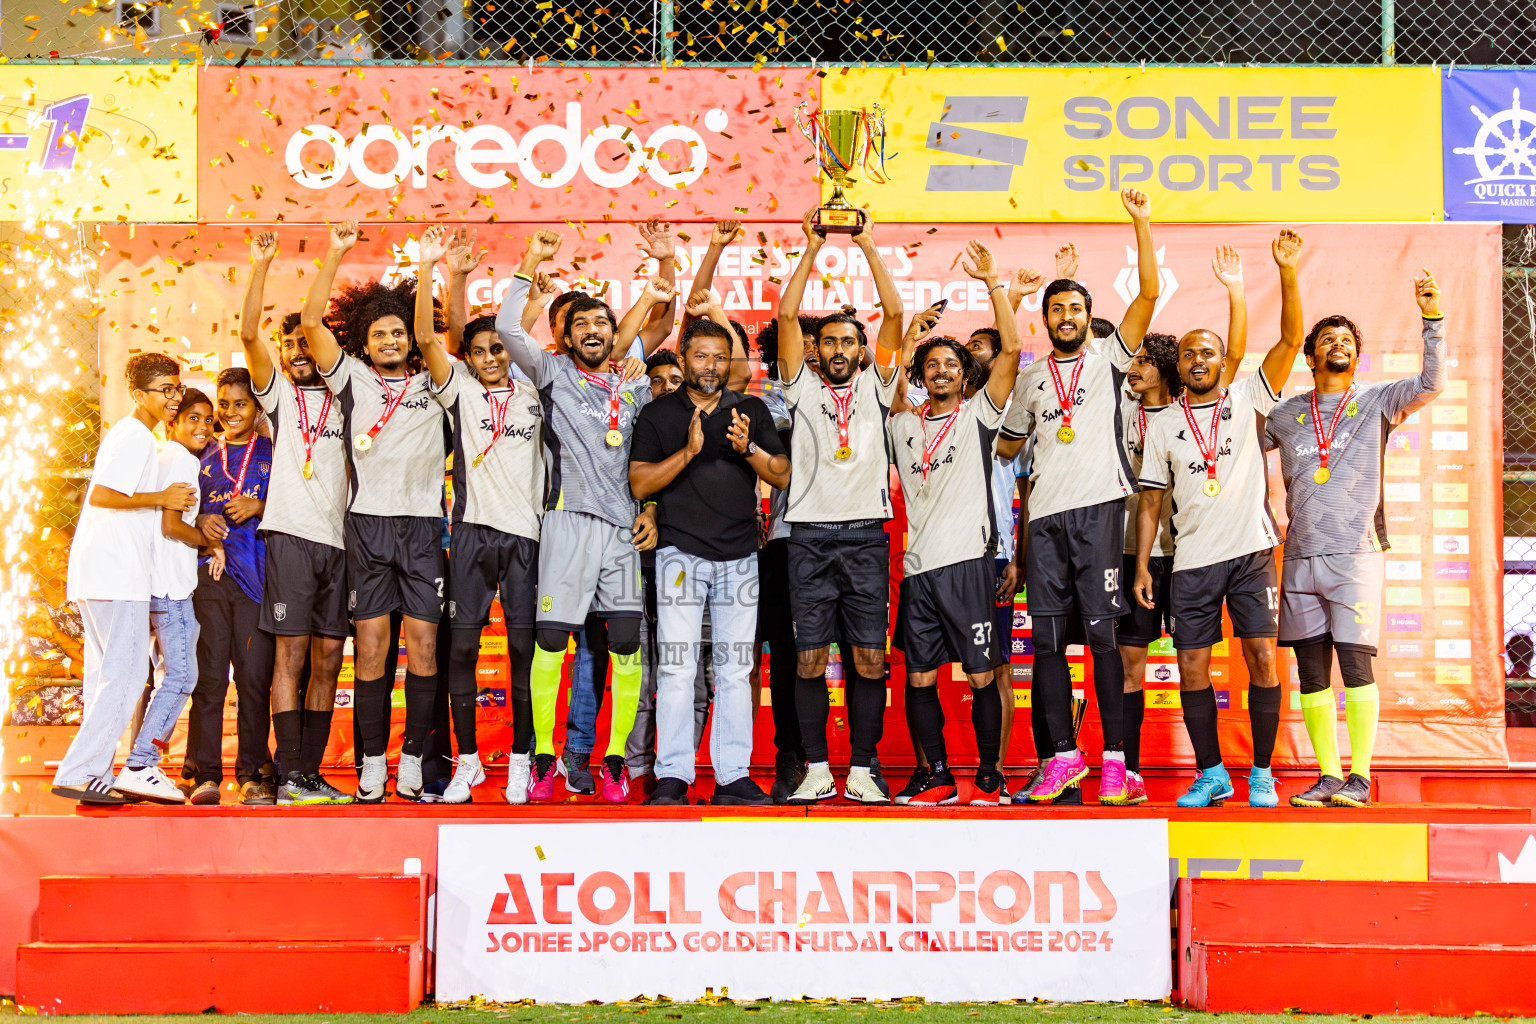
(139, 383, 186, 399)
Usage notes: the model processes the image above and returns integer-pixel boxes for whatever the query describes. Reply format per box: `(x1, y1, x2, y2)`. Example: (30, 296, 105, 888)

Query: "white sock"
(1103, 751, 1126, 762)
(809, 760, 830, 771)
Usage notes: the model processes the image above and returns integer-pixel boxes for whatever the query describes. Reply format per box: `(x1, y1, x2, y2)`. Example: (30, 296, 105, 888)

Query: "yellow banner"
(0, 65, 196, 222)
(1169, 822, 1428, 880)
(824, 68, 1442, 222)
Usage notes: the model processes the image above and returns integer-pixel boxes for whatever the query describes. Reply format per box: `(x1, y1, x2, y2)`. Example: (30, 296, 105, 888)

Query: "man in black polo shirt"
(630, 320, 791, 805)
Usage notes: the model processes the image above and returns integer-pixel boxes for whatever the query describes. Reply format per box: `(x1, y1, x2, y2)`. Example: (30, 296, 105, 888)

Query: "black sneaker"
(558, 748, 594, 795)
(1052, 784, 1084, 806)
(644, 777, 690, 805)
(894, 766, 931, 806)
(711, 777, 773, 806)
(1330, 773, 1372, 807)
(1290, 774, 1347, 808)
(770, 757, 807, 805)
(970, 767, 1006, 806)
(906, 766, 959, 807)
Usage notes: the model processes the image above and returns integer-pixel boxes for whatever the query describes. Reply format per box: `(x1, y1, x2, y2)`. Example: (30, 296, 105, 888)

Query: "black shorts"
(894, 556, 1004, 676)
(447, 522, 538, 629)
(786, 524, 890, 652)
(992, 557, 1015, 667)
(756, 537, 794, 646)
(1118, 552, 1173, 647)
(1024, 500, 1127, 619)
(1170, 548, 1279, 650)
(344, 513, 446, 624)
(260, 531, 349, 639)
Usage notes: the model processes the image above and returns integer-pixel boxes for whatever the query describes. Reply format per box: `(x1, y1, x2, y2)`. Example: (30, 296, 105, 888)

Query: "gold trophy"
(796, 103, 889, 235)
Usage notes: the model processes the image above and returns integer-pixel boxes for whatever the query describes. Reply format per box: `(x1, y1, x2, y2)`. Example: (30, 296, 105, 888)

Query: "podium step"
(37, 873, 422, 942)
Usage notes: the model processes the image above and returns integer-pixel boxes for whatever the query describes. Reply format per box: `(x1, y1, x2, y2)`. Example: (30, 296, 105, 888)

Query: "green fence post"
(1381, 0, 1396, 65)
(658, 0, 675, 65)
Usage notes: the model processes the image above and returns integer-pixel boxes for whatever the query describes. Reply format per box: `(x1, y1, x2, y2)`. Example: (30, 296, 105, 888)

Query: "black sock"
(1181, 687, 1222, 770)
(1029, 681, 1052, 762)
(1090, 648, 1125, 750)
(401, 670, 437, 757)
(970, 682, 1002, 768)
(506, 627, 534, 756)
(904, 683, 947, 769)
(1249, 684, 1282, 770)
(300, 708, 333, 778)
(847, 672, 886, 768)
(447, 628, 482, 756)
(1123, 690, 1146, 773)
(1032, 623, 1075, 750)
(796, 675, 831, 763)
(354, 675, 391, 758)
(273, 709, 302, 782)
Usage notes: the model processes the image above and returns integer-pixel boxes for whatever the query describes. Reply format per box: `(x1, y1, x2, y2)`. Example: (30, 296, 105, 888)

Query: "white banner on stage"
(435, 819, 1171, 1003)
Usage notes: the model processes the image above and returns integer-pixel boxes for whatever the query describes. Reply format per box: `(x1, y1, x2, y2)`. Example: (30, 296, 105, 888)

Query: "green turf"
(4, 998, 1531, 1024)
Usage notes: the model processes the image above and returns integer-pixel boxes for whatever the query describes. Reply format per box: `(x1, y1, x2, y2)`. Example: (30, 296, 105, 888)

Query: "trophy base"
(813, 205, 866, 235)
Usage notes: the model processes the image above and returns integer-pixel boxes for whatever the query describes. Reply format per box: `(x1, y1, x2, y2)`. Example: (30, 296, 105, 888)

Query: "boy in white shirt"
(51, 353, 198, 804)
(114, 389, 223, 803)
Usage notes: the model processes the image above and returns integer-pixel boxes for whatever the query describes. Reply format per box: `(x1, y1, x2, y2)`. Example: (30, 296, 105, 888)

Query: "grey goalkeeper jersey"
(1265, 315, 1447, 560)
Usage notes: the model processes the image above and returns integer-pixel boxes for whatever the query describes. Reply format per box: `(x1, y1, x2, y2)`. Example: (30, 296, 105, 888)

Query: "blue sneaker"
(1248, 766, 1279, 807)
(1176, 765, 1235, 807)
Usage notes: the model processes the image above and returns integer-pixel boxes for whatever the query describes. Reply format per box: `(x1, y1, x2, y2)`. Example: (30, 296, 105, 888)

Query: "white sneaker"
(786, 762, 836, 804)
(505, 753, 531, 805)
(396, 753, 424, 801)
(114, 765, 185, 805)
(356, 754, 389, 803)
(843, 766, 891, 804)
(443, 753, 486, 804)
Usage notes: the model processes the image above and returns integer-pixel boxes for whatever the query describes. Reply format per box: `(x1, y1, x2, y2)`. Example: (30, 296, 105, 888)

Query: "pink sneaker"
(1126, 771, 1149, 805)
(528, 753, 557, 802)
(598, 755, 629, 804)
(1098, 758, 1130, 806)
(1029, 750, 1090, 802)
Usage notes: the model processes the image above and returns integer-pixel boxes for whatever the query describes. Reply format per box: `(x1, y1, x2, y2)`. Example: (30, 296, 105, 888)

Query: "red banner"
(197, 67, 818, 225)
(98, 219, 1505, 769)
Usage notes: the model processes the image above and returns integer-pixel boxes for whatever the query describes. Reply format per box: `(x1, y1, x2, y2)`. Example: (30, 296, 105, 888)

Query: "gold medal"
(1202, 478, 1221, 497)
(833, 445, 852, 462)
(1345, 400, 1359, 417)
(354, 433, 372, 452)
(606, 429, 624, 448)
(1056, 426, 1076, 444)
(302, 459, 313, 479)
(471, 453, 484, 467)
(1313, 466, 1331, 484)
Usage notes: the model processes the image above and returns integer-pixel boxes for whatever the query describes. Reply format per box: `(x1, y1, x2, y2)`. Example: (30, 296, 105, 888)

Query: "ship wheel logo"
(1452, 87, 1536, 184)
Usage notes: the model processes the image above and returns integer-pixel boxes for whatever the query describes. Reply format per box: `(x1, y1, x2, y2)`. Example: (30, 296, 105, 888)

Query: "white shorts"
(1278, 551, 1385, 652)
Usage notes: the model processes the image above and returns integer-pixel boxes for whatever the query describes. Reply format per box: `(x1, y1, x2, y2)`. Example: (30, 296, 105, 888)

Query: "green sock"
(1299, 688, 1342, 780)
(605, 650, 642, 757)
(1344, 683, 1380, 779)
(530, 644, 566, 757)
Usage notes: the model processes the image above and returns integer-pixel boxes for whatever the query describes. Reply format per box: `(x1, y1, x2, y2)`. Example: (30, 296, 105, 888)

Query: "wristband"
(989, 283, 1005, 294)
(643, 500, 658, 509)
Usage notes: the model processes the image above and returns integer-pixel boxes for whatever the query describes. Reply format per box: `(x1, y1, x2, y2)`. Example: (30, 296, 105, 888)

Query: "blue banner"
(1442, 69, 1536, 221)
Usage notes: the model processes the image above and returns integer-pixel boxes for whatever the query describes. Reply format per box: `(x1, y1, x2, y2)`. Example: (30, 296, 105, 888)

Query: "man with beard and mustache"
(302, 219, 450, 804)
(498, 229, 668, 804)
(1265, 270, 1445, 809)
(993, 188, 1161, 805)
(629, 320, 790, 805)
(1133, 230, 1307, 809)
(888, 243, 1024, 806)
(238, 231, 355, 806)
(774, 207, 907, 806)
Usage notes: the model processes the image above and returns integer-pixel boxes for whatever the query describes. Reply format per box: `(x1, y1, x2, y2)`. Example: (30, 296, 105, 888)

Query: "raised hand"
(1120, 188, 1151, 221)
(329, 219, 358, 254)
(446, 226, 484, 276)
(252, 230, 278, 264)
(711, 220, 742, 247)
(1414, 268, 1441, 317)
(800, 206, 823, 247)
(1054, 243, 1079, 280)
(643, 275, 675, 305)
(685, 287, 718, 319)
(1008, 268, 1046, 307)
(637, 217, 675, 262)
(1212, 244, 1243, 289)
(417, 225, 448, 266)
(1272, 228, 1303, 269)
(529, 228, 563, 263)
(904, 305, 941, 344)
(851, 205, 876, 245)
(960, 240, 998, 284)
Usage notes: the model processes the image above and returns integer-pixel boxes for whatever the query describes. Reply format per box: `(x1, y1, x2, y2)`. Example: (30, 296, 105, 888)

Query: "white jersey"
(256, 372, 348, 550)
(781, 361, 900, 524)
(1121, 391, 1176, 558)
(1137, 373, 1283, 572)
(435, 360, 544, 541)
(1001, 329, 1139, 521)
(322, 354, 447, 519)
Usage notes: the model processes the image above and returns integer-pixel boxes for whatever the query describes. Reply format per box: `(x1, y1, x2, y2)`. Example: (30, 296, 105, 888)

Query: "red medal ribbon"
(475, 384, 515, 466)
(1048, 353, 1085, 433)
(364, 371, 411, 444)
(919, 401, 964, 485)
(296, 387, 333, 475)
(219, 437, 257, 496)
(1180, 389, 1228, 487)
(1137, 403, 1147, 448)
(1310, 384, 1356, 471)
(577, 367, 622, 433)
(823, 378, 855, 453)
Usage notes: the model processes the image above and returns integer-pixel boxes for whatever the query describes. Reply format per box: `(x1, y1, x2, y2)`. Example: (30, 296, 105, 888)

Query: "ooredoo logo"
(285, 103, 728, 192)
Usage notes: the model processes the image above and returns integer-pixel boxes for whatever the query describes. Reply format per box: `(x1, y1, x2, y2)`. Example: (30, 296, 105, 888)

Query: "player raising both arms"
(1267, 271, 1446, 808)
(1134, 230, 1306, 808)
(995, 188, 1161, 805)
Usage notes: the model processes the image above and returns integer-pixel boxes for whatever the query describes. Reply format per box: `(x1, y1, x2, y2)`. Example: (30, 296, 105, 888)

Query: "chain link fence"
(1504, 225, 1536, 728)
(4, 0, 1536, 64)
